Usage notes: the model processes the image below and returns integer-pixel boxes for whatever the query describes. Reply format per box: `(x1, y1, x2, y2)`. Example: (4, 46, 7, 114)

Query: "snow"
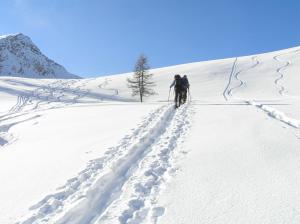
(1, 43, 300, 223)
(0, 33, 79, 79)
(157, 103, 300, 224)
(248, 100, 300, 128)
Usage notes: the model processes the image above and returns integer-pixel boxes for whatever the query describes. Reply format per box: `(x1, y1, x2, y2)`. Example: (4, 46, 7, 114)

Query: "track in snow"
(0, 77, 136, 148)
(98, 78, 119, 96)
(248, 101, 300, 129)
(246, 50, 300, 130)
(9, 95, 30, 114)
(272, 49, 300, 96)
(227, 56, 260, 98)
(223, 58, 238, 101)
(94, 104, 192, 224)
(18, 103, 192, 224)
(273, 54, 290, 96)
(0, 79, 95, 147)
(223, 56, 260, 101)
(0, 94, 32, 146)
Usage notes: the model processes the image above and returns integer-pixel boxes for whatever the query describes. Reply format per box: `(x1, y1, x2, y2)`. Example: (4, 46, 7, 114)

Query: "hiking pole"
(167, 88, 171, 101)
(188, 88, 192, 102)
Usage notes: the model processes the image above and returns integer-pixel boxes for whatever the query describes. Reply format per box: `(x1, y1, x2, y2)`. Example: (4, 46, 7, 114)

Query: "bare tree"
(127, 55, 155, 102)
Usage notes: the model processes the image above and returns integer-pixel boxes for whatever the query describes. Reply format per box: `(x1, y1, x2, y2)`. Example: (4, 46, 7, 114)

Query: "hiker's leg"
(179, 91, 183, 106)
(174, 90, 179, 107)
(182, 90, 187, 103)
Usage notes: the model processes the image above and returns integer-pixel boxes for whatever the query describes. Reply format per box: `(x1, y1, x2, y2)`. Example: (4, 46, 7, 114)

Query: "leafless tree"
(127, 55, 155, 102)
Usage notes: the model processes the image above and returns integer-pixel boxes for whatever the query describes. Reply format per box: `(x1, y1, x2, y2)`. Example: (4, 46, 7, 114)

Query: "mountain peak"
(0, 33, 30, 41)
(0, 33, 80, 79)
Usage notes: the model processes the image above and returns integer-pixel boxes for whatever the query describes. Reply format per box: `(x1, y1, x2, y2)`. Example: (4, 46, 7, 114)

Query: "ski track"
(97, 78, 133, 102)
(94, 104, 192, 224)
(227, 56, 260, 98)
(0, 79, 92, 147)
(98, 78, 119, 96)
(9, 95, 30, 113)
(17, 104, 177, 224)
(223, 57, 238, 101)
(31, 79, 89, 110)
(247, 101, 300, 129)
(1, 77, 131, 148)
(0, 94, 31, 146)
(272, 49, 300, 96)
(245, 50, 300, 131)
(273, 55, 291, 96)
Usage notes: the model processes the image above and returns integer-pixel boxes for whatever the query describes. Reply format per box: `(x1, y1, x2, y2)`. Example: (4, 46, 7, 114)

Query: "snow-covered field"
(1, 45, 300, 224)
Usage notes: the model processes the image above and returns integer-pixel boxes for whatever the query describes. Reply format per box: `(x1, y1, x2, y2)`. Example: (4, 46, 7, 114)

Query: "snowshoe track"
(94, 103, 192, 224)
(17, 103, 193, 224)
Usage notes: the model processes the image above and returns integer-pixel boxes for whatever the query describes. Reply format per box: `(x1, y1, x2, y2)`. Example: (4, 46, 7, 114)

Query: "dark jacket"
(181, 76, 190, 89)
(170, 75, 183, 90)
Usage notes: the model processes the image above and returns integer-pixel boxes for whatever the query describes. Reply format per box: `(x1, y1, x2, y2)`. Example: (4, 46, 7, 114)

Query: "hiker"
(181, 75, 190, 104)
(170, 74, 183, 108)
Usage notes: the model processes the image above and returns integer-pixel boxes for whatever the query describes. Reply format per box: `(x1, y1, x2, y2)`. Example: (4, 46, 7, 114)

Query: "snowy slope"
(1, 45, 300, 224)
(0, 33, 79, 79)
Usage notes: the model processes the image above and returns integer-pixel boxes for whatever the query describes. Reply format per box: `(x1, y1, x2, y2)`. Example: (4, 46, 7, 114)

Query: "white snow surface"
(1, 45, 300, 224)
(0, 33, 79, 79)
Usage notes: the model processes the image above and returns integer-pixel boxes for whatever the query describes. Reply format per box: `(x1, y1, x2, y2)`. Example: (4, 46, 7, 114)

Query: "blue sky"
(1, 0, 300, 77)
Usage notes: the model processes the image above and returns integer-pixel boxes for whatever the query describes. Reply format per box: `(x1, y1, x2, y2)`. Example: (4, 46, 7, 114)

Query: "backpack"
(174, 75, 183, 90)
(181, 77, 189, 89)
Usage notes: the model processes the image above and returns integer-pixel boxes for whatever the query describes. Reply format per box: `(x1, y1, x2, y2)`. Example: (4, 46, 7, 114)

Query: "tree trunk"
(140, 71, 144, 102)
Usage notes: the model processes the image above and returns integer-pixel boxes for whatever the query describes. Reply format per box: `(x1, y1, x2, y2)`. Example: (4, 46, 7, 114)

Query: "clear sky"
(1, 0, 300, 77)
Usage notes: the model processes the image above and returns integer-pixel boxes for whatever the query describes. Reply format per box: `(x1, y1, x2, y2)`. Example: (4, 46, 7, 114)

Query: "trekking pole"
(188, 88, 192, 102)
(167, 88, 171, 101)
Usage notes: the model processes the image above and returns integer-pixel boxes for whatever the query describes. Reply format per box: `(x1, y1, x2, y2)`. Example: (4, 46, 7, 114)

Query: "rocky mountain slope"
(0, 33, 79, 79)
